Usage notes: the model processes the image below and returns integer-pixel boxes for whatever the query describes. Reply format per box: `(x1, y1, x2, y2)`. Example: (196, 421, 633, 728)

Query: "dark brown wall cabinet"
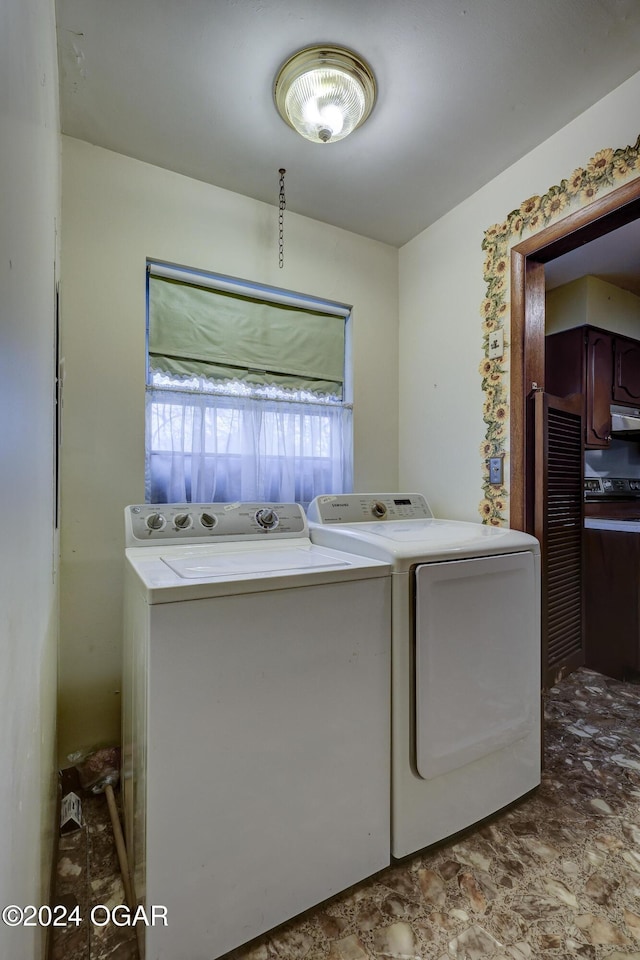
(613, 335, 640, 404)
(546, 325, 640, 448)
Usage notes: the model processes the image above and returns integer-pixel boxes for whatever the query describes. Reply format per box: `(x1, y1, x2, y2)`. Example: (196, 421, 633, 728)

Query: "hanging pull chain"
(278, 168, 286, 269)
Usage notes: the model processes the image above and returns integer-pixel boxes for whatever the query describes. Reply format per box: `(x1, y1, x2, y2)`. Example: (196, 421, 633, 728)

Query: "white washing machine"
(122, 501, 391, 960)
(307, 493, 541, 859)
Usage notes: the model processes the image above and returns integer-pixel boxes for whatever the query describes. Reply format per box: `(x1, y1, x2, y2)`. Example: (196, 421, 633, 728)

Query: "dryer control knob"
(146, 512, 165, 531)
(200, 512, 217, 529)
(371, 500, 387, 519)
(174, 513, 192, 530)
(255, 508, 279, 530)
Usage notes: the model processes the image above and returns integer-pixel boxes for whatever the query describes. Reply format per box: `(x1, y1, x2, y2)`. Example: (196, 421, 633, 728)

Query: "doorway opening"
(508, 175, 640, 684)
(509, 176, 640, 531)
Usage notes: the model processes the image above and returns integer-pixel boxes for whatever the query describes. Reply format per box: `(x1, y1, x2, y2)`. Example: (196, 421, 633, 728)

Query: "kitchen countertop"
(585, 516, 640, 532)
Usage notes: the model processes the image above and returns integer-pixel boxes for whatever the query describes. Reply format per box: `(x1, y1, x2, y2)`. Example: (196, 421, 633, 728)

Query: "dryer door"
(414, 550, 539, 780)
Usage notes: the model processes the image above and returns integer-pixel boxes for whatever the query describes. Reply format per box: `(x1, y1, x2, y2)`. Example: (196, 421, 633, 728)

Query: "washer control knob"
(255, 508, 279, 530)
(200, 512, 217, 530)
(146, 512, 165, 531)
(371, 500, 387, 519)
(174, 513, 192, 530)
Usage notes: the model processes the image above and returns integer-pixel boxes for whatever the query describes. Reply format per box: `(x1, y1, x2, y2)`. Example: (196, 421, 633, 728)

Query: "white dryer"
(123, 501, 391, 960)
(307, 493, 541, 859)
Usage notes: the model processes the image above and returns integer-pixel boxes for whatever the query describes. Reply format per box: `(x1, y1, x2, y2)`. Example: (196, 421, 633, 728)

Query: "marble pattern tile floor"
(51, 668, 640, 960)
(51, 789, 138, 960)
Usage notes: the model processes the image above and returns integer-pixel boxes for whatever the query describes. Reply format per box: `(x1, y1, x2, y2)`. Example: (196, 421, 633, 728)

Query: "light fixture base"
(274, 44, 376, 144)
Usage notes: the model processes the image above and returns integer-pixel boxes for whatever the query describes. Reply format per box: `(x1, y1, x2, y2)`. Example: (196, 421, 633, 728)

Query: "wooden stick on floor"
(104, 784, 144, 957)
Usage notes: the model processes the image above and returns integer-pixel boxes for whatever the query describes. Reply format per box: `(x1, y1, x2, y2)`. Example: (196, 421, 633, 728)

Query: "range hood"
(610, 404, 640, 439)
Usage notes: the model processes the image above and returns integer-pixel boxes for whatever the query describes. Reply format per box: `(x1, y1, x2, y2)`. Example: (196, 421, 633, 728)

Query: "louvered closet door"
(533, 391, 584, 688)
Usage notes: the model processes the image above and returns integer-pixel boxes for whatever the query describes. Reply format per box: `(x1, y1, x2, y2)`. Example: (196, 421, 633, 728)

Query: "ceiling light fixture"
(274, 45, 376, 144)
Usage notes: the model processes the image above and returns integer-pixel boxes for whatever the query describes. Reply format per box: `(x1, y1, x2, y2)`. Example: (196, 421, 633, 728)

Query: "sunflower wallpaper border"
(478, 132, 640, 526)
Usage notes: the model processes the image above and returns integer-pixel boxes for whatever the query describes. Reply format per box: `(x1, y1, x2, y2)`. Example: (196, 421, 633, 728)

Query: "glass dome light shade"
(274, 46, 376, 144)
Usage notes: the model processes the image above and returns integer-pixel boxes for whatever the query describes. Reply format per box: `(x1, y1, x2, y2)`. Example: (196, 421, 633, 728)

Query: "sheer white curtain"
(146, 387, 353, 507)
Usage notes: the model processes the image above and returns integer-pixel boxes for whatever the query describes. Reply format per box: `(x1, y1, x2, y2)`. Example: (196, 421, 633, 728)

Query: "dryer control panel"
(308, 494, 432, 524)
(125, 502, 307, 546)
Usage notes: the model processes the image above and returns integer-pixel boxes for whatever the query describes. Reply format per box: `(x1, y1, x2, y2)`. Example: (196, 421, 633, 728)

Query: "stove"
(584, 477, 640, 499)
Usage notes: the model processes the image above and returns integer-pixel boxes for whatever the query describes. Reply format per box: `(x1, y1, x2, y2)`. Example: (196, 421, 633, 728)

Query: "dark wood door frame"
(509, 176, 640, 532)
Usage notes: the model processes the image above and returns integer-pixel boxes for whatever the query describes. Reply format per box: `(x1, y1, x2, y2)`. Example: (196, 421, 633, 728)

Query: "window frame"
(145, 260, 353, 505)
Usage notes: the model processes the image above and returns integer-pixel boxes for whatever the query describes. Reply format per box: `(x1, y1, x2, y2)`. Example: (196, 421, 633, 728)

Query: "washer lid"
(126, 538, 391, 602)
(161, 545, 349, 579)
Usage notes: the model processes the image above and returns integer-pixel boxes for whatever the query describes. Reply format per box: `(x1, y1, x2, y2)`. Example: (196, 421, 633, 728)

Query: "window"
(145, 263, 353, 506)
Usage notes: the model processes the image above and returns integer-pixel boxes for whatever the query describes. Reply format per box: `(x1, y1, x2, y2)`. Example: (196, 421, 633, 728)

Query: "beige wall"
(58, 137, 399, 757)
(59, 60, 640, 765)
(399, 71, 640, 521)
(545, 278, 590, 335)
(547, 275, 640, 338)
(0, 0, 60, 954)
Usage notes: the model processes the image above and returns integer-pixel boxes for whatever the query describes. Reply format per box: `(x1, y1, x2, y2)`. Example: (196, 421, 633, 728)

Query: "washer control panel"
(307, 493, 432, 524)
(125, 502, 306, 546)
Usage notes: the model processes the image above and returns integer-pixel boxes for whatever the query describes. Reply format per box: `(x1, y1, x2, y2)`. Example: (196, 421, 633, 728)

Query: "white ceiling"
(55, 0, 640, 248)
(546, 218, 640, 297)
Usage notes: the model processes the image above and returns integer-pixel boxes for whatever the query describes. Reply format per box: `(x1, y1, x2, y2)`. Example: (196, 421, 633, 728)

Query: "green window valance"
(148, 276, 346, 396)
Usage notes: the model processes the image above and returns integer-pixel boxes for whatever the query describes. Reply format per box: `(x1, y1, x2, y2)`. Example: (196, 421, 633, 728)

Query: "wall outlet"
(489, 457, 503, 485)
(489, 328, 504, 360)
